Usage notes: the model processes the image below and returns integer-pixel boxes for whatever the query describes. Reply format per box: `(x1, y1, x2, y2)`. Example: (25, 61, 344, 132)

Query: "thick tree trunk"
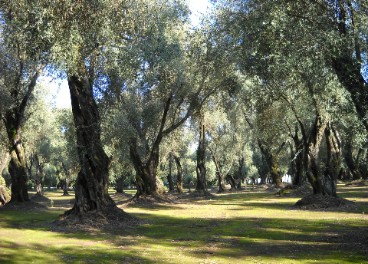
(305, 115, 328, 195)
(4, 112, 29, 203)
(258, 141, 283, 187)
(65, 74, 115, 215)
(62, 178, 70, 196)
(226, 174, 237, 191)
(129, 141, 164, 197)
(196, 120, 207, 192)
(324, 122, 340, 196)
(115, 175, 125, 194)
(293, 150, 305, 185)
(270, 156, 283, 187)
(173, 155, 183, 193)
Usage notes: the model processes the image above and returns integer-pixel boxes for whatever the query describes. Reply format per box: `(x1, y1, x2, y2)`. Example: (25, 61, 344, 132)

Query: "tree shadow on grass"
(0, 240, 155, 264)
(1, 186, 367, 263)
(126, 213, 368, 263)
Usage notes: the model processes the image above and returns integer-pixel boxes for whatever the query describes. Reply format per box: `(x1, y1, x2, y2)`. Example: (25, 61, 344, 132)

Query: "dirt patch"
(31, 193, 51, 203)
(121, 193, 176, 208)
(346, 180, 368, 186)
(293, 194, 358, 211)
(277, 182, 313, 197)
(0, 199, 48, 212)
(51, 206, 141, 233)
(184, 190, 215, 199)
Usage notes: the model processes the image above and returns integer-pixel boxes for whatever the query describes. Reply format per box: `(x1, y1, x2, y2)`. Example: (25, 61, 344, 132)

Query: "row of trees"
(0, 0, 367, 220)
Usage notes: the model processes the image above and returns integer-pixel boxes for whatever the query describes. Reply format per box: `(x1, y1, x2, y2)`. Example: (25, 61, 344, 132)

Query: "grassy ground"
(0, 184, 367, 264)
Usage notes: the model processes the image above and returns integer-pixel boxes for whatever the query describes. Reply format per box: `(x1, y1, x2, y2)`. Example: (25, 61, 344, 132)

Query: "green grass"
(0, 185, 367, 263)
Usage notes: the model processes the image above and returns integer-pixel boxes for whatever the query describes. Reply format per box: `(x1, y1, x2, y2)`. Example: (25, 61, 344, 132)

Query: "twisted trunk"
(324, 122, 341, 196)
(4, 112, 29, 203)
(129, 140, 163, 197)
(226, 174, 237, 191)
(65, 73, 115, 215)
(258, 141, 283, 187)
(305, 115, 328, 195)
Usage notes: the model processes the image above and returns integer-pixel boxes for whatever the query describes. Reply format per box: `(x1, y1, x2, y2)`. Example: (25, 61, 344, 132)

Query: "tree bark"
(65, 73, 115, 215)
(173, 155, 183, 193)
(4, 112, 29, 203)
(324, 122, 341, 196)
(129, 140, 164, 197)
(196, 119, 207, 192)
(270, 156, 283, 187)
(258, 141, 283, 187)
(115, 174, 125, 194)
(226, 174, 237, 191)
(305, 115, 328, 195)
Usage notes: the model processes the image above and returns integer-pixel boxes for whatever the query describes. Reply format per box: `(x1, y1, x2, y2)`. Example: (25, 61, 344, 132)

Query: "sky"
(44, 0, 210, 109)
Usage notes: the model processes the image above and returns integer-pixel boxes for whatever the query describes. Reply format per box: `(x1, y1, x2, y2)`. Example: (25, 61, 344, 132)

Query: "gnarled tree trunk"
(270, 156, 282, 187)
(65, 73, 116, 216)
(4, 112, 29, 203)
(258, 141, 283, 187)
(226, 174, 237, 191)
(324, 122, 341, 197)
(305, 115, 328, 195)
(129, 140, 164, 197)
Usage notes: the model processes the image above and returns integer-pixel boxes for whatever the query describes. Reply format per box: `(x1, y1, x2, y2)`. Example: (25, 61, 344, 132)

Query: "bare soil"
(294, 194, 358, 211)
